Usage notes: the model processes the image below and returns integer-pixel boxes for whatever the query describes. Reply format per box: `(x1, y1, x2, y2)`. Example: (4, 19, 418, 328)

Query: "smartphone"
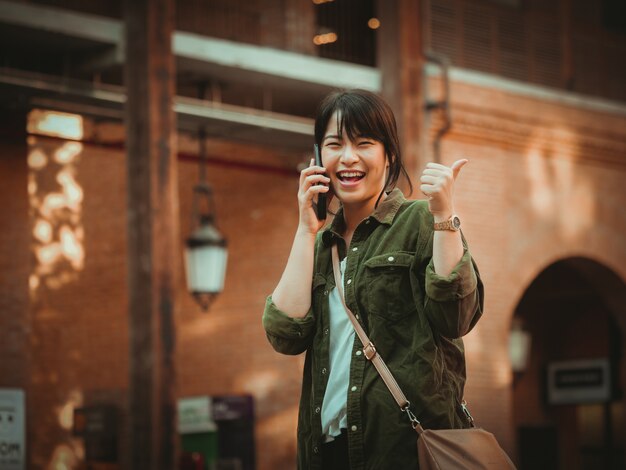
(314, 143, 327, 220)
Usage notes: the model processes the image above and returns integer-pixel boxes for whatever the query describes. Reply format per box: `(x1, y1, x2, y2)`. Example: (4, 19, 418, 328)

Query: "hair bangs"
(334, 95, 386, 144)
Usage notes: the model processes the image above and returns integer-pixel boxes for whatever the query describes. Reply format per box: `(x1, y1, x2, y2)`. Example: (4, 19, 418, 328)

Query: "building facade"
(0, 0, 624, 469)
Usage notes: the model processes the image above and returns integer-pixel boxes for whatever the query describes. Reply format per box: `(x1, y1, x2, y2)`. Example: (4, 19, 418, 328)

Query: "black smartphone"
(314, 143, 327, 220)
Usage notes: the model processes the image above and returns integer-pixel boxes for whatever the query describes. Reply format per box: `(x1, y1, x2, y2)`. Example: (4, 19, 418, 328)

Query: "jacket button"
(322, 368, 327, 374)
(324, 328, 329, 335)
(388, 256, 395, 262)
(313, 446, 319, 454)
(351, 386, 357, 392)
(351, 425, 358, 431)
(315, 407, 321, 414)
(356, 350, 362, 356)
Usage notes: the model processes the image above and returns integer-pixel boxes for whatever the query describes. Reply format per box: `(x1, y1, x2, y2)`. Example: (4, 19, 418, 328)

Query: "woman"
(262, 89, 484, 469)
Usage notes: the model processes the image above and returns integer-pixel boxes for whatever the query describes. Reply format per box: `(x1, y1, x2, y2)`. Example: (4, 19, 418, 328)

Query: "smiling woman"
(262, 89, 484, 470)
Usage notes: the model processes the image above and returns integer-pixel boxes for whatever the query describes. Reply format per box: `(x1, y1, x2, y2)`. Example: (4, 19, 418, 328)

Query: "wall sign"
(73, 405, 118, 462)
(0, 388, 25, 470)
(178, 396, 217, 434)
(547, 358, 611, 405)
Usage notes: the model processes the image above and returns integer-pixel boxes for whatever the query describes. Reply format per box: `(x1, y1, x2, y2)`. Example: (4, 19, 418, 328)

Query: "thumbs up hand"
(419, 159, 468, 218)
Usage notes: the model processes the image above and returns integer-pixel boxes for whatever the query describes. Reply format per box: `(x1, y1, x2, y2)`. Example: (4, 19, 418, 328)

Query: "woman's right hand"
(297, 158, 331, 234)
(272, 159, 330, 316)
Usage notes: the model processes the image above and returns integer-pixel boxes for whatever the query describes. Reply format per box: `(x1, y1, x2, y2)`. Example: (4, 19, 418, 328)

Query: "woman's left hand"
(419, 159, 468, 217)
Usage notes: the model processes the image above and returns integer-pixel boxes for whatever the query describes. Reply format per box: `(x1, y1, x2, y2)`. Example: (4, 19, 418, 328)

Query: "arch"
(510, 256, 626, 469)
(511, 256, 626, 329)
(502, 220, 626, 329)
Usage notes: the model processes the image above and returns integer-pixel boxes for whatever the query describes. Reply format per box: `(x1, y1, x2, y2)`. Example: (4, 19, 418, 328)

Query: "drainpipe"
(424, 51, 451, 164)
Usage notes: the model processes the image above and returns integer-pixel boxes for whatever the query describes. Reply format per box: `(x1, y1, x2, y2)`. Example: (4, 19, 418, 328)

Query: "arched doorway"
(511, 257, 626, 470)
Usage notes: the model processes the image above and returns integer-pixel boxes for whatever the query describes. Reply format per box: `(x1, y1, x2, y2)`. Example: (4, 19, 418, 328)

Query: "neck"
(341, 191, 387, 234)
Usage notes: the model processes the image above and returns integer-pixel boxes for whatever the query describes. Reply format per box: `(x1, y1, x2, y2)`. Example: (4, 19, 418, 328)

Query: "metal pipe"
(424, 51, 451, 163)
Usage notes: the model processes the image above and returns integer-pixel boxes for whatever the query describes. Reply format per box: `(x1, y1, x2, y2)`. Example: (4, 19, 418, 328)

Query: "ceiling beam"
(0, 0, 120, 43)
(173, 32, 381, 92)
(1, 68, 314, 148)
(77, 46, 125, 73)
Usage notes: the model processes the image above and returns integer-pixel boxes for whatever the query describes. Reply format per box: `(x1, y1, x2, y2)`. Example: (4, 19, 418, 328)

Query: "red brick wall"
(20, 135, 130, 469)
(424, 75, 626, 461)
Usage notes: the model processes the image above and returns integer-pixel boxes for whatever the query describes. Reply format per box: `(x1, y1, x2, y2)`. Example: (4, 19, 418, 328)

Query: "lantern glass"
(184, 220, 228, 297)
(509, 319, 532, 373)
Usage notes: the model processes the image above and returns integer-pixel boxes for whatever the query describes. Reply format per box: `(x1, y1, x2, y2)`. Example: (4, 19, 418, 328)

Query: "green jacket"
(262, 189, 484, 470)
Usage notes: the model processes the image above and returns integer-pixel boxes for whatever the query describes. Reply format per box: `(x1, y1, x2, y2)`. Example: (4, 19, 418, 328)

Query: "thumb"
(451, 159, 468, 179)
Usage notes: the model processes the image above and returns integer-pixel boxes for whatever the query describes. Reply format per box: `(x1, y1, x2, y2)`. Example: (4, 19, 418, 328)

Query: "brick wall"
(424, 75, 626, 461)
(20, 135, 130, 469)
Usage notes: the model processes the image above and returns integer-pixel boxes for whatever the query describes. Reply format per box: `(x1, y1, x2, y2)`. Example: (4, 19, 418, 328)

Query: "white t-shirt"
(321, 257, 355, 442)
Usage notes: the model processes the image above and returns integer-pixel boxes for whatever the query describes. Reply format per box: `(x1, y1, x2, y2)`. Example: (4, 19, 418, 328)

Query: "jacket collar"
(321, 188, 406, 246)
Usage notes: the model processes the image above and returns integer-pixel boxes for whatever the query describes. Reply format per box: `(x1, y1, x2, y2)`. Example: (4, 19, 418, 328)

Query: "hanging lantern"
(184, 119, 228, 311)
(509, 318, 532, 374)
(184, 183, 228, 311)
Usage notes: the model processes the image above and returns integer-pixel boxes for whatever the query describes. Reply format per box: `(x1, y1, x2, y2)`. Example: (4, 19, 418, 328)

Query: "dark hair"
(314, 89, 412, 205)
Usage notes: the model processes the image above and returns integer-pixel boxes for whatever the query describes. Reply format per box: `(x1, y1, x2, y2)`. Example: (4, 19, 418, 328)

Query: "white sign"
(178, 396, 217, 434)
(0, 388, 25, 470)
(547, 359, 611, 405)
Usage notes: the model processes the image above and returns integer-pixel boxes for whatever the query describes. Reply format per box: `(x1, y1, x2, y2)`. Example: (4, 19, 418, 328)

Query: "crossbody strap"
(331, 244, 425, 433)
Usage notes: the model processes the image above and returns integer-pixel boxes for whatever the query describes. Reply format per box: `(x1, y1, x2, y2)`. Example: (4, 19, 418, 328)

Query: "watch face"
(452, 216, 461, 230)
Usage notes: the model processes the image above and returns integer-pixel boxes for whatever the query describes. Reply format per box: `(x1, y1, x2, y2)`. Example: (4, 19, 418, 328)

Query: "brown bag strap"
(331, 244, 425, 433)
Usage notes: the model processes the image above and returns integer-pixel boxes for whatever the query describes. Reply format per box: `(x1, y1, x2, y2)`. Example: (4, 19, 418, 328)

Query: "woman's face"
(321, 112, 388, 208)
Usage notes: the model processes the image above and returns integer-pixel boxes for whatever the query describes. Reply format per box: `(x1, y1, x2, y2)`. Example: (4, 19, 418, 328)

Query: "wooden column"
(124, 0, 178, 468)
(0, 111, 31, 465)
(377, 0, 426, 190)
(0, 111, 29, 389)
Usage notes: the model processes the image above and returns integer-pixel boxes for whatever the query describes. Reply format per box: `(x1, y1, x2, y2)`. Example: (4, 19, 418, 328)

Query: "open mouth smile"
(337, 170, 366, 184)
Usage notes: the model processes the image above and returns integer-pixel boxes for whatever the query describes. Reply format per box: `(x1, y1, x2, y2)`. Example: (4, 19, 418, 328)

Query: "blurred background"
(0, 0, 625, 469)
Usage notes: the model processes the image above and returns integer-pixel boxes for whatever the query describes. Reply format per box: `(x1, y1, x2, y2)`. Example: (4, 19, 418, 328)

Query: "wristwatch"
(433, 214, 461, 231)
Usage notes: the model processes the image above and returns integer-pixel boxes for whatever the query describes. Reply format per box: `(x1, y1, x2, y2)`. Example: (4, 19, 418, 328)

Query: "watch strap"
(434, 215, 460, 231)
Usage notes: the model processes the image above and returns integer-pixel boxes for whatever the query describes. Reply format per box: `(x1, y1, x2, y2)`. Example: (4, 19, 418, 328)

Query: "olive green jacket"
(262, 189, 484, 470)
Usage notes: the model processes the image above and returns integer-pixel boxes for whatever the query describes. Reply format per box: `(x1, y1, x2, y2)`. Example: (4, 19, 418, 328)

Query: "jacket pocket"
(364, 251, 416, 321)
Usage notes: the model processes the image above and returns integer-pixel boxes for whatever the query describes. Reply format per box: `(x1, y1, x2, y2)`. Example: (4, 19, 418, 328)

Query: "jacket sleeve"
(262, 295, 316, 355)
(421, 233, 484, 339)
